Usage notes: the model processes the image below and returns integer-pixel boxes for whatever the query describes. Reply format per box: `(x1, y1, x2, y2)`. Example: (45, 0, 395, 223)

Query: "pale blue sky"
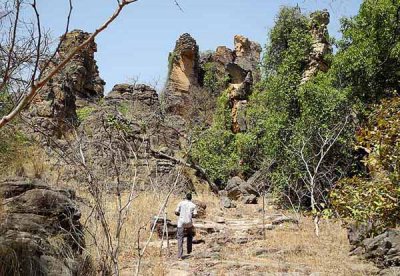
(38, 0, 362, 92)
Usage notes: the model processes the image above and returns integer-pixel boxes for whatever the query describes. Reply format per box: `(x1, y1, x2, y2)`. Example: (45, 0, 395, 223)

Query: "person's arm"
(175, 202, 181, 216)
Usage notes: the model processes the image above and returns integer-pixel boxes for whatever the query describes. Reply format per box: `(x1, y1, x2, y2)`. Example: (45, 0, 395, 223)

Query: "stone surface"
(221, 196, 236, 209)
(349, 228, 400, 268)
(165, 33, 200, 115)
(225, 176, 259, 200)
(272, 216, 299, 226)
(242, 194, 258, 204)
(29, 30, 105, 138)
(192, 200, 207, 219)
(225, 176, 246, 200)
(67, 83, 188, 191)
(233, 35, 262, 81)
(301, 10, 332, 84)
(0, 178, 88, 275)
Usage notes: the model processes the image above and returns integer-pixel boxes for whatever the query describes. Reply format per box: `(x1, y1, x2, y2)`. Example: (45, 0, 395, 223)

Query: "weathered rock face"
(165, 33, 200, 115)
(0, 178, 89, 275)
(348, 225, 400, 269)
(29, 29, 105, 138)
(70, 83, 190, 191)
(301, 10, 332, 84)
(199, 36, 261, 133)
(226, 65, 253, 133)
(165, 33, 261, 130)
(233, 35, 262, 81)
(224, 176, 258, 200)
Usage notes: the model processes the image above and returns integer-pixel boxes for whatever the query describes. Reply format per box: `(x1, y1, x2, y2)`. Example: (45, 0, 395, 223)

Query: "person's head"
(185, 193, 192, 201)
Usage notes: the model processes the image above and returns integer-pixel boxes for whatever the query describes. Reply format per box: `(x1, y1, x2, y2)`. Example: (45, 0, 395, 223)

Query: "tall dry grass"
(78, 190, 185, 274)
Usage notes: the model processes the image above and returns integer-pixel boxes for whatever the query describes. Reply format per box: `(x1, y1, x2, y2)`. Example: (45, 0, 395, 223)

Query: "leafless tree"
(0, 0, 139, 128)
(285, 115, 350, 236)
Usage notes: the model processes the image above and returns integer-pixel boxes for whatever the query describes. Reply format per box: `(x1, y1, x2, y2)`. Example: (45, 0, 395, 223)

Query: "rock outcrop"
(301, 10, 332, 83)
(69, 83, 191, 191)
(29, 29, 105, 138)
(165, 33, 261, 132)
(233, 35, 262, 81)
(348, 225, 400, 269)
(223, 176, 258, 200)
(0, 178, 90, 275)
(164, 33, 200, 115)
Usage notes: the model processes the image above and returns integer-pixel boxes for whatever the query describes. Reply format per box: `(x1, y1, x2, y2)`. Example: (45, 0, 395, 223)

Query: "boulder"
(225, 176, 245, 200)
(349, 228, 400, 268)
(221, 196, 236, 209)
(242, 194, 257, 204)
(0, 178, 89, 275)
(193, 200, 207, 219)
(225, 176, 259, 200)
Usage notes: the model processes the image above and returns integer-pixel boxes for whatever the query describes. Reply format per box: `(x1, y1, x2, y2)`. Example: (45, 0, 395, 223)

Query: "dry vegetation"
(73, 187, 375, 275)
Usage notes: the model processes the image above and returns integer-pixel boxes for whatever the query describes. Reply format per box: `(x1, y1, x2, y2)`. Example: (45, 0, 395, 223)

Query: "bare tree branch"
(0, 0, 138, 128)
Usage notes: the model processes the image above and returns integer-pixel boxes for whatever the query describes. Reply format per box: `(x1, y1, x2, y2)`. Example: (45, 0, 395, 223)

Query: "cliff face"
(26, 29, 262, 190)
(29, 30, 105, 138)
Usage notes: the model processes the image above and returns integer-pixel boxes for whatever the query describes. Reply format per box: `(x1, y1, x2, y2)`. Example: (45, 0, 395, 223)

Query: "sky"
(37, 0, 363, 92)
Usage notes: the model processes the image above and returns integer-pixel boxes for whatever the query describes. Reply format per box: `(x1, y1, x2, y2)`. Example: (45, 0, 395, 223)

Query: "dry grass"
(77, 189, 377, 275)
(224, 218, 352, 274)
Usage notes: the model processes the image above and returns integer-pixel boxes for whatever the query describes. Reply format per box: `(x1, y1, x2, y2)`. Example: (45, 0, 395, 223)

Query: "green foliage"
(263, 6, 311, 78)
(117, 103, 130, 117)
(202, 62, 229, 95)
(76, 106, 95, 122)
(357, 97, 400, 183)
(191, 88, 259, 184)
(0, 91, 12, 117)
(332, 0, 400, 103)
(331, 175, 400, 234)
(191, 128, 239, 184)
(331, 96, 400, 233)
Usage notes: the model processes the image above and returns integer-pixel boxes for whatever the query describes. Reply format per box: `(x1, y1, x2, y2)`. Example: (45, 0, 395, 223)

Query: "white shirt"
(175, 199, 198, 228)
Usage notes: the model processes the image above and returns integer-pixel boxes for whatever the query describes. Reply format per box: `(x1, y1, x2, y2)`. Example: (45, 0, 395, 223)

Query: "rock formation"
(301, 10, 332, 83)
(164, 33, 200, 115)
(233, 35, 262, 81)
(29, 29, 105, 138)
(72, 83, 190, 191)
(0, 178, 90, 275)
(164, 33, 261, 131)
(207, 36, 261, 133)
(348, 225, 400, 270)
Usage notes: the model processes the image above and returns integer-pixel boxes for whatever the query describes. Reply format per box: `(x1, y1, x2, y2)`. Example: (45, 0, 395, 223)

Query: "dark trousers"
(177, 227, 193, 258)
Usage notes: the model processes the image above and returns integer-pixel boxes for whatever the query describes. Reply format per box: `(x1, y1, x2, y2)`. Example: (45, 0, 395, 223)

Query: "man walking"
(175, 193, 197, 260)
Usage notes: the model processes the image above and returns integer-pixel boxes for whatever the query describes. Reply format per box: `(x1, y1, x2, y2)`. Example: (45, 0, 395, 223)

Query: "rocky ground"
(120, 199, 382, 276)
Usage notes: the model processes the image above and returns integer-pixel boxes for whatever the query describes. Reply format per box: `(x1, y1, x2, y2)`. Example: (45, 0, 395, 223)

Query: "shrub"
(331, 96, 400, 234)
(76, 106, 95, 122)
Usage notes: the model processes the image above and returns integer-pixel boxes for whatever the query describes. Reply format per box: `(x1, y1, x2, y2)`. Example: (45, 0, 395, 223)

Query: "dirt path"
(120, 201, 380, 275)
(159, 202, 380, 276)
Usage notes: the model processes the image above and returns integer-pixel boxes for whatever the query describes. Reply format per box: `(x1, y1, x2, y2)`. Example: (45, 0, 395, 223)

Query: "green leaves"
(332, 0, 400, 103)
